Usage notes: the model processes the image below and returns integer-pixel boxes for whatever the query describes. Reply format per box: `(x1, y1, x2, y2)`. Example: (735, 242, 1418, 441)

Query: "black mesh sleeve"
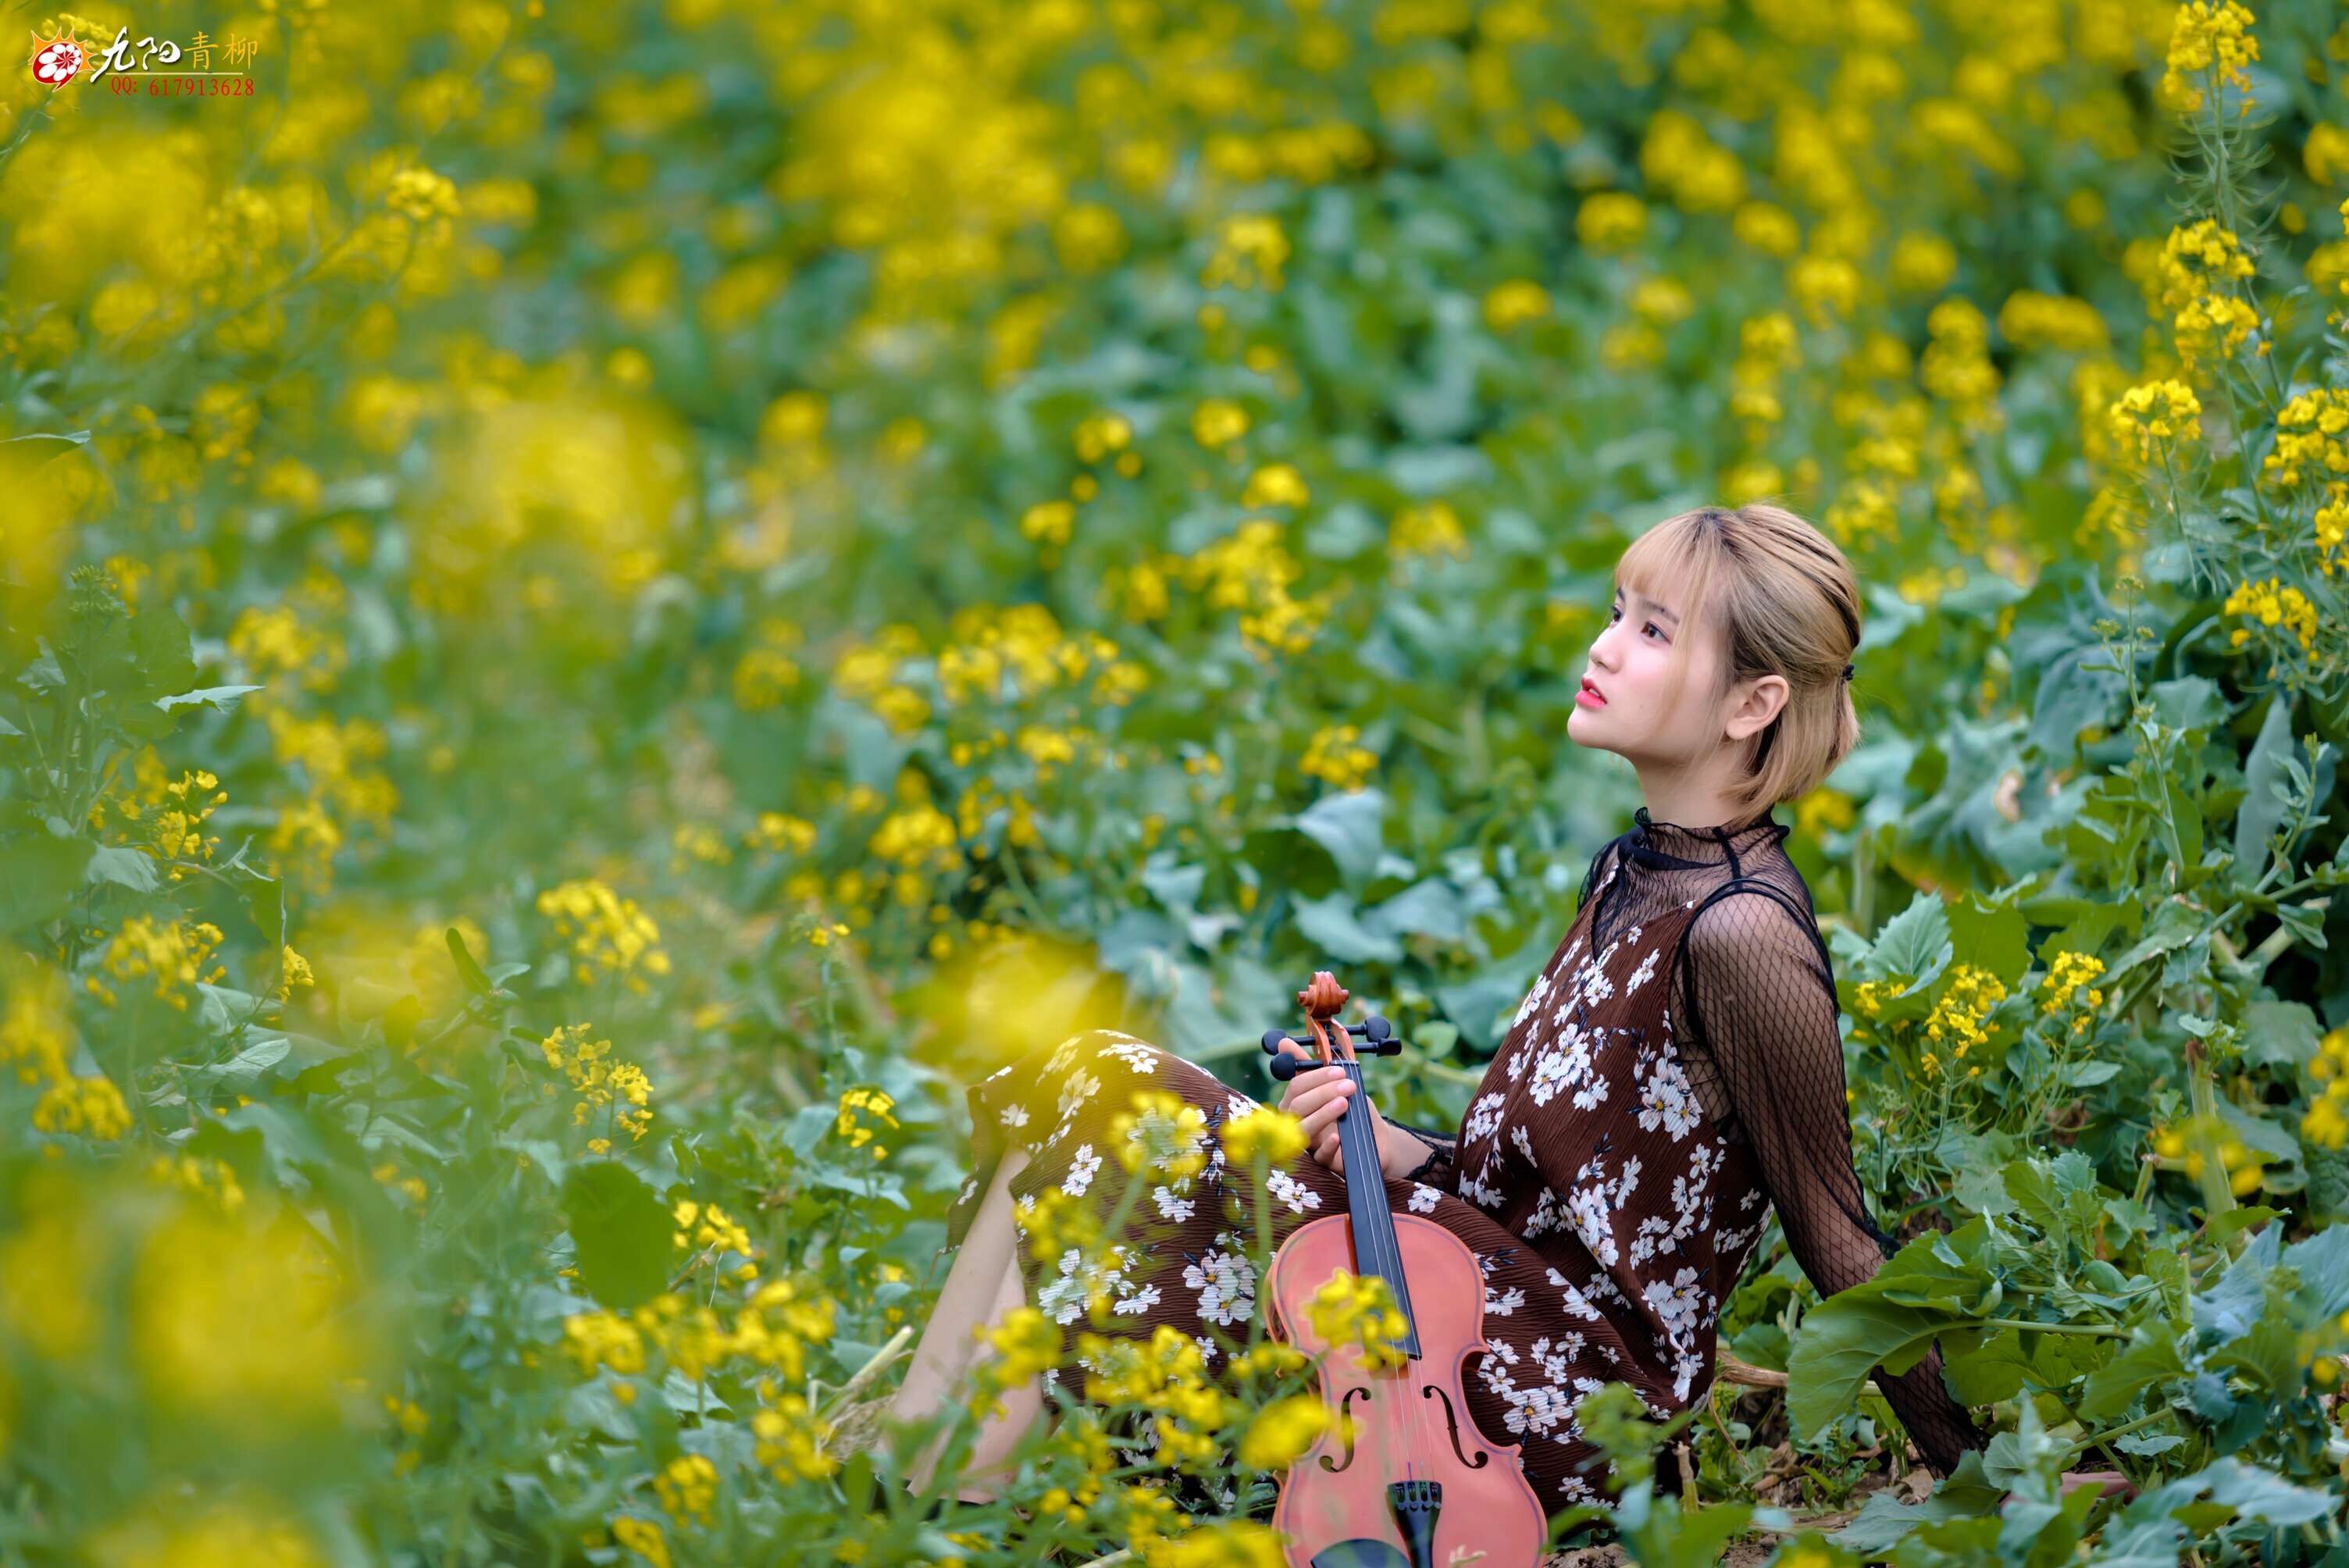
(1388, 1121, 1457, 1187)
(1679, 886, 1990, 1479)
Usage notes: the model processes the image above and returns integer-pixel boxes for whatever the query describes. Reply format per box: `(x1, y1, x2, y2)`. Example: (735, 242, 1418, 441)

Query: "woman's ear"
(1725, 674, 1789, 740)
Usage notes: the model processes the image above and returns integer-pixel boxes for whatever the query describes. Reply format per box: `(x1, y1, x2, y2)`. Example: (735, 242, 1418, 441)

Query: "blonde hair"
(1613, 502, 1862, 820)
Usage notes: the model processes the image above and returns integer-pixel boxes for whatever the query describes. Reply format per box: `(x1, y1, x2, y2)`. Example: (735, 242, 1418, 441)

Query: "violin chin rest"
(1307, 1544, 1413, 1568)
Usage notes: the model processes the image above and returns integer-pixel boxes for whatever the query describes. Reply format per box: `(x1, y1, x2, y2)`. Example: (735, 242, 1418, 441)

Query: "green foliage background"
(3, 0, 2349, 1562)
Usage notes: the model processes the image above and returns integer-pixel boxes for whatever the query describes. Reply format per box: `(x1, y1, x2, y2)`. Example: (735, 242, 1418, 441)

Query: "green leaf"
(244, 870, 285, 949)
(2160, 771, 2203, 873)
(127, 605, 198, 700)
(1941, 1327, 2034, 1404)
(2235, 1000, 2318, 1072)
(1869, 888, 1952, 986)
(2282, 1224, 2349, 1324)
(1289, 789, 1388, 888)
(1292, 889, 1402, 964)
(84, 844, 161, 893)
(193, 1035, 293, 1085)
(155, 684, 262, 712)
(1785, 1294, 1948, 1443)
(2102, 898, 2204, 987)
(2272, 900, 2327, 951)
(1826, 1450, 2005, 1554)
(2076, 1326, 2187, 1420)
(2190, 1221, 2277, 1339)
(2028, 642, 2127, 761)
(0, 830, 94, 933)
(1946, 888, 2029, 986)
(2113, 1457, 2335, 1533)
(2232, 690, 2294, 888)
(447, 925, 494, 995)
(561, 1161, 675, 1310)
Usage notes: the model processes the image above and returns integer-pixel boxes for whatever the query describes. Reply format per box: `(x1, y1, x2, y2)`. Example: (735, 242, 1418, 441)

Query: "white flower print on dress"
(1622, 944, 1660, 996)
(1101, 1038, 1160, 1074)
(1044, 1035, 1085, 1079)
(1463, 1092, 1506, 1142)
(1265, 1169, 1322, 1215)
(1063, 1143, 1102, 1196)
(1566, 1183, 1618, 1266)
(1037, 1244, 1134, 1325)
(1511, 968, 1555, 1030)
(1609, 1153, 1642, 1210)
(1116, 1281, 1162, 1315)
(1182, 1232, 1258, 1326)
(1457, 1153, 1506, 1210)
(1509, 1121, 1536, 1165)
(1635, 1056, 1702, 1141)
(1000, 1102, 1030, 1131)
(1520, 1185, 1563, 1238)
(1485, 1281, 1527, 1317)
(1153, 1183, 1198, 1222)
(1545, 1266, 1604, 1322)
(1643, 1266, 1704, 1342)
(1669, 1346, 1708, 1403)
(1407, 1183, 1441, 1213)
(1057, 1067, 1100, 1126)
(1527, 1047, 1570, 1107)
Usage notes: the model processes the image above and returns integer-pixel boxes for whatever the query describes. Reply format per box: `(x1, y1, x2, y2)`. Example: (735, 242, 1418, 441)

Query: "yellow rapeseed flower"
(2108, 379, 2202, 461)
(1575, 192, 1647, 251)
(1237, 1393, 1331, 1469)
(1192, 397, 1249, 450)
(2222, 576, 2319, 660)
(1221, 1103, 1309, 1167)
(2162, 1, 2261, 116)
(1481, 279, 1551, 332)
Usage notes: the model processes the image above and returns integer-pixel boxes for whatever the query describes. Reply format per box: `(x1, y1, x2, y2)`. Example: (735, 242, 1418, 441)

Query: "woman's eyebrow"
(1613, 587, 1680, 625)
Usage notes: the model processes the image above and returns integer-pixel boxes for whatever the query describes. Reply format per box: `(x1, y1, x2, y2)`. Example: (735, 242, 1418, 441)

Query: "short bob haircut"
(1611, 502, 1863, 821)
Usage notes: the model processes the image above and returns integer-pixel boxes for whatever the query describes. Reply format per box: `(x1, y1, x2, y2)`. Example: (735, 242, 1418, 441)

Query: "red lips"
(1579, 675, 1607, 704)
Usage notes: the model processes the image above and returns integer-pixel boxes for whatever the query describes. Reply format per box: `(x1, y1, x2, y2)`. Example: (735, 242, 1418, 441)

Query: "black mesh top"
(1394, 802, 1989, 1477)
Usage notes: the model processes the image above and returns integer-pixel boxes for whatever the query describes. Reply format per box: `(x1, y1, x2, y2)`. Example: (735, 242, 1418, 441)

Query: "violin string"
(1337, 1023, 1430, 1493)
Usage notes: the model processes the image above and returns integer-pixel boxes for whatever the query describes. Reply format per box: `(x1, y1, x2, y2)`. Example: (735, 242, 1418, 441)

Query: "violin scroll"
(1261, 975, 1403, 1082)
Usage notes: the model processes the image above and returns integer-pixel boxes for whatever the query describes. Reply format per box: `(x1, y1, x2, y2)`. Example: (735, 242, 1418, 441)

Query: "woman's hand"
(2054, 1469, 2134, 1503)
(1270, 1042, 1405, 1179)
(1995, 1469, 2134, 1511)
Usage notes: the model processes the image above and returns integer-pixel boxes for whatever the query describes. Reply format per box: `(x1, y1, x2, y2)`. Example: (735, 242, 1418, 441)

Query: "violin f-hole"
(1420, 1382, 1490, 1469)
(1317, 1386, 1374, 1473)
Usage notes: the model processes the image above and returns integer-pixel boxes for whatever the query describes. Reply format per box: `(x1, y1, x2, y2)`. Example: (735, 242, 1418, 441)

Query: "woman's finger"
(1280, 1063, 1346, 1117)
(1299, 1088, 1354, 1143)
(1292, 1074, 1355, 1123)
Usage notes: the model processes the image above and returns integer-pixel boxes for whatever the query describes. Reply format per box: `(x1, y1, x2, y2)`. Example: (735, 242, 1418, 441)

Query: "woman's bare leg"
(957, 1250, 1051, 1502)
(888, 1146, 1043, 1498)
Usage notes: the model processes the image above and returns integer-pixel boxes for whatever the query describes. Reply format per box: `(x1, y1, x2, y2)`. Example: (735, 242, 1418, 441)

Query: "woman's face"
(1567, 580, 1721, 768)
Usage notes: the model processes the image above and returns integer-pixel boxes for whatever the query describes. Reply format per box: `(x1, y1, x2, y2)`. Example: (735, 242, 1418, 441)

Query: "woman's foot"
(866, 1474, 1008, 1516)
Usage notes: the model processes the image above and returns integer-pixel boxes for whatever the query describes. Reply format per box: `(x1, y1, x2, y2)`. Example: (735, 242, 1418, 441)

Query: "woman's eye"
(1609, 604, 1663, 640)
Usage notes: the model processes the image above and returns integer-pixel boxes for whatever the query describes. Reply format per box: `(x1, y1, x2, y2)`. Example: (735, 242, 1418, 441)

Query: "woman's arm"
(1682, 887, 1991, 1479)
(1380, 1119, 1457, 1186)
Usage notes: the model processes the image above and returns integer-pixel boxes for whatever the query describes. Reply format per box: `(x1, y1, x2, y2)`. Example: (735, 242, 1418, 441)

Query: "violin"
(1257, 971, 1548, 1568)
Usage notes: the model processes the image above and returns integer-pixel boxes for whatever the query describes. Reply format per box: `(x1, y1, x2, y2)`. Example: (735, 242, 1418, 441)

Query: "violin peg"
(1268, 1051, 1303, 1082)
(1261, 1028, 1294, 1057)
(1363, 1014, 1393, 1044)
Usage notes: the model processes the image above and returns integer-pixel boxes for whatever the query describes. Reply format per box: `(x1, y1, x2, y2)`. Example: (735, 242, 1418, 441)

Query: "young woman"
(884, 504, 2110, 1523)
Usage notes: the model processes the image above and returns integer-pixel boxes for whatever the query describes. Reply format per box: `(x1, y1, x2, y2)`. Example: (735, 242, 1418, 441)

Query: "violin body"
(1265, 1213, 1548, 1566)
(1255, 971, 1548, 1568)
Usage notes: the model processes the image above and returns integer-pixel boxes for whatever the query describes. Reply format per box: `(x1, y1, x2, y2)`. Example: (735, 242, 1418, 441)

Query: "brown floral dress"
(939, 806, 1987, 1528)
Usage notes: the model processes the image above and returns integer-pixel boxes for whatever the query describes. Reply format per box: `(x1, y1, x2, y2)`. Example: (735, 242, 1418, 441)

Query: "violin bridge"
(1389, 1478, 1440, 1567)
